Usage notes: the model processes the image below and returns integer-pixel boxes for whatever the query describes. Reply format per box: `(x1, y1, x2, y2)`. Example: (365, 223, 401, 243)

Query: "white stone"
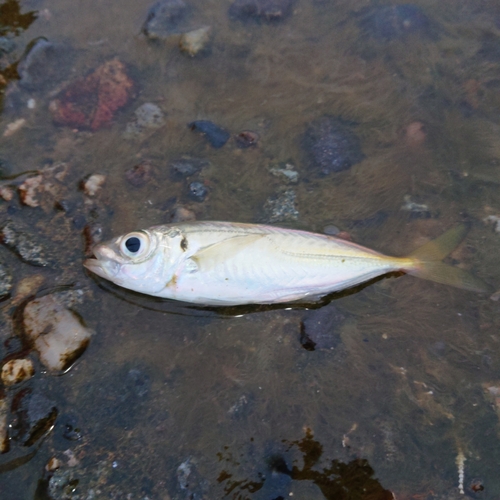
(1, 358, 35, 385)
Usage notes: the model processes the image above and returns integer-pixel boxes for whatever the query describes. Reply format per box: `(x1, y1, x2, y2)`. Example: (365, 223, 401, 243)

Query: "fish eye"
(120, 232, 149, 258)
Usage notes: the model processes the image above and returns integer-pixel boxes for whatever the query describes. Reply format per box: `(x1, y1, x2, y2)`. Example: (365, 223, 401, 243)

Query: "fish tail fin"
(403, 224, 488, 293)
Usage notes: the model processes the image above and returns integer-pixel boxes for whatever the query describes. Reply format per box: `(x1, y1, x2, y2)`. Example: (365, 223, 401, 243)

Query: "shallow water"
(1, 0, 500, 498)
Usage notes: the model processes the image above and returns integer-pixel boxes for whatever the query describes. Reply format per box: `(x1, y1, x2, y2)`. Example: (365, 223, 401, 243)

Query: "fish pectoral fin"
(191, 234, 265, 269)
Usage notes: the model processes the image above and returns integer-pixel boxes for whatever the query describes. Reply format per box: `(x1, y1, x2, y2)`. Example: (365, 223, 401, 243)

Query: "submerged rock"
(0, 220, 53, 267)
(170, 157, 208, 179)
(303, 117, 364, 175)
(10, 389, 58, 446)
(358, 4, 433, 41)
(188, 120, 230, 148)
(142, 0, 189, 39)
(125, 161, 154, 187)
(235, 130, 260, 148)
(229, 0, 293, 23)
(23, 294, 92, 372)
(263, 188, 299, 223)
(300, 303, 345, 351)
(124, 102, 165, 137)
(49, 59, 135, 131)
(18, 38, 74, 91)
(188, 181, 208, 202)
(180, 26, 211, 57)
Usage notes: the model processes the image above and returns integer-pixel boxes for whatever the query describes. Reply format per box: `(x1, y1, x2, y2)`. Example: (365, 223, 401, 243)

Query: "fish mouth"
(83, 258, 109, 279)
(83, 255, 120, 280)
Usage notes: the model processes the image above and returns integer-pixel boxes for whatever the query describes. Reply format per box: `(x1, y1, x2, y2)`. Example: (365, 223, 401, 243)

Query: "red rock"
(49, 59, 135, 131)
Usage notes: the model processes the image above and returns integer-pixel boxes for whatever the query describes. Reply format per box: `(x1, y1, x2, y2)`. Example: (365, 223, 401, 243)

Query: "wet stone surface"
(303, 117, 364, 175)
(0, 220, 53, 267)
(358, 4, 433, 41)
(10, 389, 58, 447)
(142, 0, 189, 39)
(300, 303, 345, 351)
(125, 161, 154, 187)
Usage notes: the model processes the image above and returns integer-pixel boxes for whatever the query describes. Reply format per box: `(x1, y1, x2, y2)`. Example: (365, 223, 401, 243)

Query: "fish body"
(84, 221, 484, 306)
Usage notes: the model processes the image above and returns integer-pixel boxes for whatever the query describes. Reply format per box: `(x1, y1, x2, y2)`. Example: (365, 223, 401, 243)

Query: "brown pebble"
(336, 231, 353, 241)
(171, 206, 196, 223)
(235, 130, 259, 148)
(404, 121, 426, 147)
(1, 358, 35, 386)
(125, 161, 153, 187)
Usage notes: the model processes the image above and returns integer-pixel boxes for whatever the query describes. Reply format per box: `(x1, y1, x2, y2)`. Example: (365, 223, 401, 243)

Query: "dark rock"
(300, 303, 344, 351)
(170, 158, 209, 179)
(0, 158, 13, 179)
(142, 0, 189, 39)
(18, 38, 74, 91)
(0, 36, 15, 54)
(59, 413, 83, 441)
(0, 259, 13, 298)
(235, 130, 259, 148)
(303, 117, 364, 175)
(358, 4, 433, 41)
(188, 120, 230, 148)
(229, 0, 293, 23)
(11, 389, 58, 446)
(125, 161, 154, 187)
(0, 220, 52, 267)
(188, 181, 208, 202)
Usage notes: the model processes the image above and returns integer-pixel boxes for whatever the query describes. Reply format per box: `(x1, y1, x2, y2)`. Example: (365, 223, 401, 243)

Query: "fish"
(83, 221, 486, 306)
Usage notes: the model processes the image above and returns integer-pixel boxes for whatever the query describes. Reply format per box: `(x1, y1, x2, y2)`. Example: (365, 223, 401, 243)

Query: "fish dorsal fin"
(191, 234, 265, 270)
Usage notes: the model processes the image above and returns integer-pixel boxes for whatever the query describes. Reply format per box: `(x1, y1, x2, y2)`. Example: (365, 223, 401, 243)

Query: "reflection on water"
(1, 0, 500, 498)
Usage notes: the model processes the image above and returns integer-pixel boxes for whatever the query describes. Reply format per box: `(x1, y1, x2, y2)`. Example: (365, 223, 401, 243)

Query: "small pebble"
(82, 174, 106, 197)
(171, 206, 196, 222)
(18, 175, 43, 207)
(188, 120, 230, 148)
(188, 181, 208, 202)
(263, 188, 299, 223)
(180, 26, 211, 57)
(171, 158, 208, 179)
(3, 118, 26, 137)
(23, 294, 93, 372)
(235, 130, 259, 148)
(323, 225, 340, 236)
(12, 275, 45, 305)
(125, 161, 154, 187)
(1, 359, 35, 386)
(269, 163, 299, 183)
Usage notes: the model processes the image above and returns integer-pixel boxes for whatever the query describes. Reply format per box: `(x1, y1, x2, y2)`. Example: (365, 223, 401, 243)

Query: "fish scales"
(84, 221, 486, 305)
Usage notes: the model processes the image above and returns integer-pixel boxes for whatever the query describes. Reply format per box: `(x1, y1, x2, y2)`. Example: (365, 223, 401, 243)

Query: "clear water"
(1, 0, 500, 498)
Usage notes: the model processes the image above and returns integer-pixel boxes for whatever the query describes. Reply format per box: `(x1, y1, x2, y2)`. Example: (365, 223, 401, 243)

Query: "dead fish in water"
(83, 221, 486, 306)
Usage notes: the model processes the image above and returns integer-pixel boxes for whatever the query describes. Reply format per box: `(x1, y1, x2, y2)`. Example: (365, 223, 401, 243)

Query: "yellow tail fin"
(404, 224, 487, 293)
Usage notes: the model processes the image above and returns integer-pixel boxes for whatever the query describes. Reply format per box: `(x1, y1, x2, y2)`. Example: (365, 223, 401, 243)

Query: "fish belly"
(167, 228, 399, 305)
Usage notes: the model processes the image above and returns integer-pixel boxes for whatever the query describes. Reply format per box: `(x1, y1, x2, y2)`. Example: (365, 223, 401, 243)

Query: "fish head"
(84, 228, 181, 295)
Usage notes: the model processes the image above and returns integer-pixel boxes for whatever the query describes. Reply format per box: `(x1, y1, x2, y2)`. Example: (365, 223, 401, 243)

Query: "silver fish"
(83, 221, 485, 306)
